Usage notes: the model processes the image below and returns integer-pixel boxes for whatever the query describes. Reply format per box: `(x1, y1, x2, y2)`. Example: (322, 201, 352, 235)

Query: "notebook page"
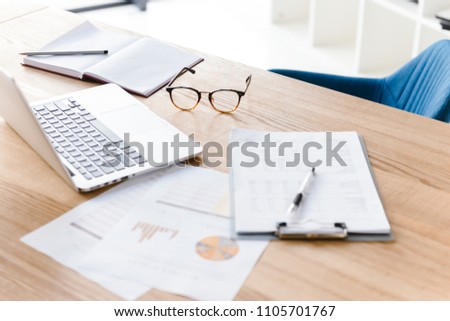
(230, 129, 391, 234)
(84, 37, 203, 96)
(23, 21, 139, 78)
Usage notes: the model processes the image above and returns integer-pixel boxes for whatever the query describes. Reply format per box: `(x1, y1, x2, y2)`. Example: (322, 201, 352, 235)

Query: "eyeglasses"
(166, 67, 252, 113)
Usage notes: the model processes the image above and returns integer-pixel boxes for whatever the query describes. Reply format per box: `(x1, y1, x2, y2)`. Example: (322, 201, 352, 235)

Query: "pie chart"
(195, 236, 239, 261)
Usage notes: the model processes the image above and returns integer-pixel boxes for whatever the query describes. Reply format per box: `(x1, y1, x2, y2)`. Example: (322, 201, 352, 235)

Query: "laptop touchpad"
(96, 104, 169, 137)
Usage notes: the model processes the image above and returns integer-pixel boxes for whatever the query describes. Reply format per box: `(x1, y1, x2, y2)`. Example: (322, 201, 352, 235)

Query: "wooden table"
(1, 4, 450, 301)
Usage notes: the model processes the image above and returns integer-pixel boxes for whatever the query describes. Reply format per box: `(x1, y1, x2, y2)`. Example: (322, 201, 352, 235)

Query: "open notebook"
(229, 129, 393, 241)
(22, 21, 203, 97)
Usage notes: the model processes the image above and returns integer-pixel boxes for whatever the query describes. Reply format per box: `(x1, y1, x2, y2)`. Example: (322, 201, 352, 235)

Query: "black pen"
(285, 167, 315, 221)
(20, 50, 109, 56)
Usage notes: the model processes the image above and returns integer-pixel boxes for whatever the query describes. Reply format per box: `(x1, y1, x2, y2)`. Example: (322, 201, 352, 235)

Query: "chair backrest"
(382, 40, 450, 122)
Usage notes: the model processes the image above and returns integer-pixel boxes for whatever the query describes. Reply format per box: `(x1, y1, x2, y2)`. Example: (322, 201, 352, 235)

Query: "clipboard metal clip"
(275, 220, 348, 240)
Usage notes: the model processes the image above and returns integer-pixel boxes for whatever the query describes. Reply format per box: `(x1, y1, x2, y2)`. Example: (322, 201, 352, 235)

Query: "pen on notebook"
(19, 50, 109, 56)
(284, 167, 315, 222)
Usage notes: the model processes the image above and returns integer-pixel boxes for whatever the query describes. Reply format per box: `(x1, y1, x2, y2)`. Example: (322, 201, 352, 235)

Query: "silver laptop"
(0, 70, 202, 192)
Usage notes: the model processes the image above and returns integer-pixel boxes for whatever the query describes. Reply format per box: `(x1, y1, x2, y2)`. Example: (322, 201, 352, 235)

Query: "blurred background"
(43, 0, 450, 77)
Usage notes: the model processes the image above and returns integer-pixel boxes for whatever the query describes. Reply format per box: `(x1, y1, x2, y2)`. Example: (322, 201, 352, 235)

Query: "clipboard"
(229, 129, 394, 242)
(276, 221, 348, 240)
(231, 219, 393, 241)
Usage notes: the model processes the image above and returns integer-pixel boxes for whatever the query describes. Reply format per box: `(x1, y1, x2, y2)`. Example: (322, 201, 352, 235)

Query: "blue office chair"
(270, 40, 450, 122)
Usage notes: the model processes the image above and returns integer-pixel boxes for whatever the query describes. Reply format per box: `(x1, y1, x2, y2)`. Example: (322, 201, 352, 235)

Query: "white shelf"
(421, 15, 450, 33)
(416, 20, 450, 52)
(271, 0, 450, 74)
(373, 0, 420, 20)
(309, 0, 360, 46)
(419, 0, 450, 17)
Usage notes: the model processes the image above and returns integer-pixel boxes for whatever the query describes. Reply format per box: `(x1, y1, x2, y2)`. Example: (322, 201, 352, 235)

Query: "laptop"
(0, 70, 202, 192)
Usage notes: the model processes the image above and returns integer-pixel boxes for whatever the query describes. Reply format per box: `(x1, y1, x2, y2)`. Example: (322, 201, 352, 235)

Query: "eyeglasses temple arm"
(167, 67, 196, 87)
(244, 74, 252, 94)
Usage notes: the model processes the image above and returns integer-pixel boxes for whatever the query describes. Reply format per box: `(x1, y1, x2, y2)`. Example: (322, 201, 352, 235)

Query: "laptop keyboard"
(33, 98, 146, 180)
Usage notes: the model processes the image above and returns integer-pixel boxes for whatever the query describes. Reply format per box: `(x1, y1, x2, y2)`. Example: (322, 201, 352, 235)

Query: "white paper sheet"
(80, 167, 268, 300)
(21, 168, 176, 300)
(230, 129, 391, 234)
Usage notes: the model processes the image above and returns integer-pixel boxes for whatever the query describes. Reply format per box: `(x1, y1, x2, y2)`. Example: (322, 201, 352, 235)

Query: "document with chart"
(20, 169, 177, 300)
(80, 167, 268, 300)
(230, 129, 392, 240)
